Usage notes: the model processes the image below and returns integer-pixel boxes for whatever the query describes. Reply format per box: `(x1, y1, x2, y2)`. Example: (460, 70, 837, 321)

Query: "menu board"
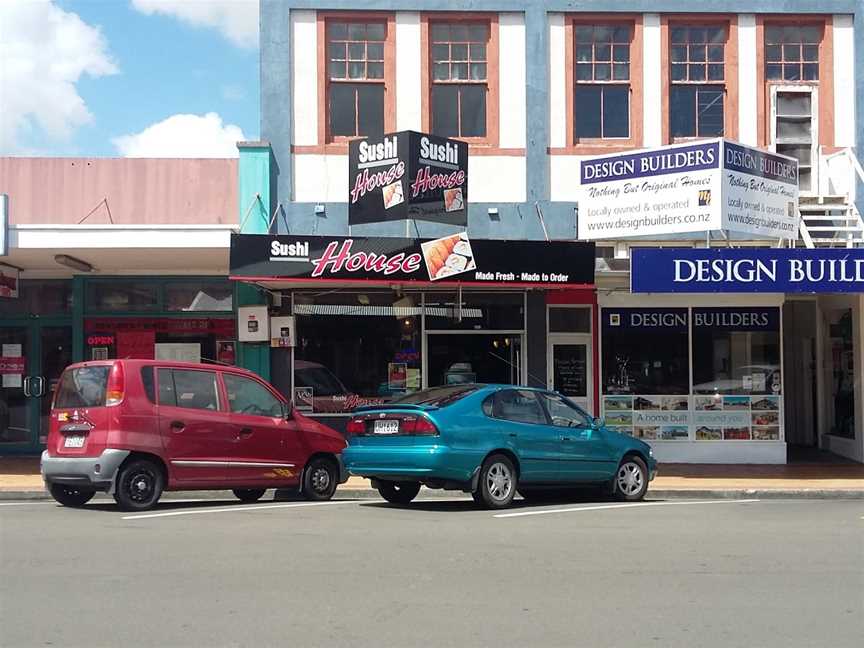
(553, 345, 587, 398)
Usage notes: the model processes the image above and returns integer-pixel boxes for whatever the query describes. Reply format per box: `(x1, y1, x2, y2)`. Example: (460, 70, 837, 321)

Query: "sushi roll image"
(445, 253, 468, 271)
(444, 188, 464, 212)
(442, 235, 459, 254)
(382, 181, 404, 209)
(435, 266, 458, 279)
(452, 240, 472, 257)
(425, 245, 447, 277)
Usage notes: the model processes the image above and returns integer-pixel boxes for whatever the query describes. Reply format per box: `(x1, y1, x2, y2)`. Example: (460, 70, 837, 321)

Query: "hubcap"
(486, 462, 513, 501)
(311, 467, 331, 493)
(616, 462, 644, 496)
(127, 470, 155, 503)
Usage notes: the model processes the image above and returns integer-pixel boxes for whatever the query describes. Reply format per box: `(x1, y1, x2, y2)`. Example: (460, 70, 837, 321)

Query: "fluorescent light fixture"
(54, 254, 93, 272)
(314, 203, 326, 215)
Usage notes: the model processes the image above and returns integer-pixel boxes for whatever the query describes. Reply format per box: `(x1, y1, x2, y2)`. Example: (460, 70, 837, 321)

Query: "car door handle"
(508, 433, 517, 438)
(170, 420, 185, 431)
(238, 427, 253, 437)
(561, 437, 571, 441)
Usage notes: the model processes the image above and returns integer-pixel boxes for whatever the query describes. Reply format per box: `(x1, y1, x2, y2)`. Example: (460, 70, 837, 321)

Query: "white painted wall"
(737, 14, 758, 145)
(395, 12, 422, 131)
(833, 14, 856, 148)
(294, 155, 348, 203)
(292, 10, 318, 146)
(469, 156, 526, 202)
(642, 14, 662, 147)
(550, 156, 583, 201)
(548, 13, 567, 148)
(498, 13, 527, 149)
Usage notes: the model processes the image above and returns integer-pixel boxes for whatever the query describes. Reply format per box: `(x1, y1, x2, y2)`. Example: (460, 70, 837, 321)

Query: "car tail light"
(105, 362, 125, 407)
(345, 418, 365, 435)
(402, 416, 439, 436)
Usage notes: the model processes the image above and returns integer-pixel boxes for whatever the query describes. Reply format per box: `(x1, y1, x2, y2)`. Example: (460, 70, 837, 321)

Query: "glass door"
(548, 335, 592, 415)
(0, 326, 31, 446)
(770, 86, 817, 193)
(38, 325, 73, 444)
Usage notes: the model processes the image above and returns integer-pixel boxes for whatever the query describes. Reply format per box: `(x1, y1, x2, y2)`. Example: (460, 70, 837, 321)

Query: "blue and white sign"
(632, 248, 864, 293)
(578, 139, 798, 241)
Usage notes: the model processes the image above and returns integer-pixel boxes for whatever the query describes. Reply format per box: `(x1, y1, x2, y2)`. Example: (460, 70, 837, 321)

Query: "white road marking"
(122, 500, 358, 520)
(0, 501, 48, 507)
(494, 499, 761, 518)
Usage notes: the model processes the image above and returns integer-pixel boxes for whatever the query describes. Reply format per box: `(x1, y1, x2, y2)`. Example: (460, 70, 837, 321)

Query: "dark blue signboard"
(632, 248, 864, 293)
(580, 141, 719, 185)
(692, 307, 780, 330)
(602, 308, 689, 331)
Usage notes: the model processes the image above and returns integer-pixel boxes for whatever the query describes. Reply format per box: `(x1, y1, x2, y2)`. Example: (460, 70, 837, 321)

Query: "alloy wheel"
(616, 462, 645, 497)
(486, 462, 513, 502)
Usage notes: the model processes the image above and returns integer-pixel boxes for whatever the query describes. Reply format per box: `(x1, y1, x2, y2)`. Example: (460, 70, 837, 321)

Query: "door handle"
(170, 420, 186, 431)
(561, 436, 571, 442)
(238, 427, 253, 437)
(508, 433, 517, 438)
(33, 376, 46, 398)
(23, 377, 32, 398)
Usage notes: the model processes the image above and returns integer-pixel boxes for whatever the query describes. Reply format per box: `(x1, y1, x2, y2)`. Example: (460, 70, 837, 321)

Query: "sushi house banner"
(229, 233, 595, 287)
(577, 139, 799, 240)
(348, 130, 468, 227)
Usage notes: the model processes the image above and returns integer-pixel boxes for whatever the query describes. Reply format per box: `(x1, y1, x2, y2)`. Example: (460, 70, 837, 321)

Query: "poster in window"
(216, 340, 236, 365)
(0, 263, 19, 299)
(116, 330, 155, 360)
(387, 363, 407, 391)
(294, 387, 313, 412)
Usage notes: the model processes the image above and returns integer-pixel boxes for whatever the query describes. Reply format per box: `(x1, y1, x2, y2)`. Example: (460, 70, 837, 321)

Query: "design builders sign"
(632, 248, 864, 293)
(348, 130, 468, 227)
(578, 139, 799, 240)
(230, 233, 594, 287)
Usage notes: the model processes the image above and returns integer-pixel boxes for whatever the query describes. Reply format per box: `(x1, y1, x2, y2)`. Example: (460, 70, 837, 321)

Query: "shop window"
(224, 374, 283, 418)
(292, 291, 422, 415)
(827, 309, 854, 439)
(765, 25, 820, 82)
(327, 20, 387, 139)
(430, 22, 490, 138)
(548, 307, 591, 333)
(428, 334, 522, 387)
(86, 281, 159, 312)
(669, 25, 726, 138)
(424, 292, 524, 331)
(157, 369, 219, 410)
(164, 282, 233, 312)
(574, 24, 631, 139)
(0, 280, 72, 316)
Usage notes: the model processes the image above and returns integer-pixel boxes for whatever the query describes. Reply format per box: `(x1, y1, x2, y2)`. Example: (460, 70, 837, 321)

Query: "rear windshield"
(54, 366, 110, 408)
(391, 385, 477, 408)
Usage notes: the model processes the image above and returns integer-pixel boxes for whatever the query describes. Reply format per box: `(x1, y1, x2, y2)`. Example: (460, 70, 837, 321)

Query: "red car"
(41, 360, 348, 511)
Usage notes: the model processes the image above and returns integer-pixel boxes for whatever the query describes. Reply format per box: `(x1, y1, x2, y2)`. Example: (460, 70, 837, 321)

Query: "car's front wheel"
(303, 457, 339, 501)
(49, 484, 95, 507)
(377, 481, 420, 505)
(113, 459, 164, 511)
(612, 456, 649, 501)
(474, 454, 517, 509)
(233, 488, 267, 503)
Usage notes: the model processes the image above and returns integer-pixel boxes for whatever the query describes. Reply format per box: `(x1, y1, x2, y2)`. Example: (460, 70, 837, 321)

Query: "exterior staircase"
(797, 148, 864, 248)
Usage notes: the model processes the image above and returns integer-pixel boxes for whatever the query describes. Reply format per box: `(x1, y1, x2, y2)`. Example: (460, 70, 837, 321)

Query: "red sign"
(85, 317, 235, 337)
(0, 357, 25, 374)
(116, 330, 155, 360)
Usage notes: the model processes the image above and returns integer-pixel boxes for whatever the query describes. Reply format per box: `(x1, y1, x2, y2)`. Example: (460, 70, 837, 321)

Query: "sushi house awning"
(229, 233, 595, 289)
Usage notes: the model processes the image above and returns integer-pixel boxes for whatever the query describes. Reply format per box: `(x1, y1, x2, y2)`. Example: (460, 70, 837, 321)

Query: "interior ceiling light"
(54, 254, 93, 272)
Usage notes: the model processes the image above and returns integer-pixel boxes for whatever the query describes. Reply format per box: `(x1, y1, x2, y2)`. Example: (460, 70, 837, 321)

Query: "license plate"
(64, 435, 85, 448)
(374, 420, 400, 435)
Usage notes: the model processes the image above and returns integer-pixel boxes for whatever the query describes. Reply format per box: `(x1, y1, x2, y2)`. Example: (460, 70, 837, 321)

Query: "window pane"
(224, 374, 282, 417)
(671, 45, 686, 63)
(357, 84, 384, 138)
(430, 23, 450, 41)
(164, 282, 233, 312)
(328, 22, 347, 40)
(802, 45, 818, 61)
(87, 281, 159, 312)
(549, 308, 591, 333)
(766, 64, 782, 80)
(670, 26, 687, 43)
(292, 291, 423, 414)
(594, 63, 611, 80)
(470, 43, 486, 61)
(689, 44, 706, 62)
(697, 86, 724, 137)
(612, 63, 629, 80)
(594, 26, 612, 42)
(576, 44, 593, 62)
(469, 63, 486, 81)
(451, 43, 468, 61)
(689, 27, 707, 43)
(765, 44, 781, 62)
(431, 85, 459, 137)
(783, 44, 801, 61)
(491, 390, 545, 425)
(765, 25, 783, 43)
(367, 62, 384, 79)
(575, 85, 602, 138)
(670, 85, 696, 138)
(689, 64, 706, 81)
(800, 25, 821, 43)
(348, 62, 364, 79)
(802, 63, 819, 80)
(428, 335, 521, 387)
(329, 59, 346, 79)
(328, 42, 345, 61)
(452, 62, 469, 80)
(329, 83, 356, 136)
(451, 24, 468, 41)
(0, 280, 72, 316)
(783, 63, 801, 81)
(367, 43, 384, 61)
(777, 117, 812, 140)
(671, 63, 687, 81)
(707, 26, 725, 43)
(602, 85, 629, 138)
(595, 45, 611, 61)
(539, 393, 591, 427)
(576, 63, 593, 81)
(432, 44, 449, 62)
(612, 26, 631, 42)
(157, 368, 176, 407)
(459, 85, 486, 137)
(707, 63, 724, 81)
(777, 93, 811, 116)
(348, 43, 365, 61)
(468, 24, 488, 41)
(433, 62, 450, 80)
(575, 25, 593, 42)
(707, 45, 724, 62)
(613, 44, 630, 62)
(424, 293, 523, 331)
(171, 370, 219, 411)
(366, 22, 385, 41)
(347, 23, 365, 40)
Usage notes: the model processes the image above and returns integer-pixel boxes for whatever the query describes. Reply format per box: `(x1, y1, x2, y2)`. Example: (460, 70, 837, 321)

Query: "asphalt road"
(1, 494, 862, 648)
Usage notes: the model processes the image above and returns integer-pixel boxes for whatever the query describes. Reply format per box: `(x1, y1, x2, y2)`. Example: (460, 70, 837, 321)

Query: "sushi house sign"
(229, 234, 595, 287)
(348, 130, 468, 227)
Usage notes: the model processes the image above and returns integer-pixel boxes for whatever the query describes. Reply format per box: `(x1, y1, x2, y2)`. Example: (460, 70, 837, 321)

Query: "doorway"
(547, 335, 593, 414)
(770, 85, 817, 193)
(0, 321, 72, 450)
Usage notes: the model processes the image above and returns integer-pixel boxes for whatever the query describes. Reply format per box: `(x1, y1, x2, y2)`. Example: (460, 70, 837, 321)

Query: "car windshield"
(391, 385, 478, 407)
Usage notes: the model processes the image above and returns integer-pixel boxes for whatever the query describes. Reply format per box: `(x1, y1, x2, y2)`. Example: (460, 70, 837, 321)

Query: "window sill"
(293, 144, 350, 155)
(549, 143, 640, 155)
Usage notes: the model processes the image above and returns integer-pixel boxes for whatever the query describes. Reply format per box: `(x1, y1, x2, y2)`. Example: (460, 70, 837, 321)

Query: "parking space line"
(494, 499, 760, 518)
(0, 502, 49, 507)
(122, 500, 359, 520)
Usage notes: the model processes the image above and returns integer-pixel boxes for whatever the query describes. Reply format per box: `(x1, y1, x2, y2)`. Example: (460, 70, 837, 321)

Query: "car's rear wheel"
(474, 454, 517, 509)
(113, 459, 164, 511)
(612, 456, 648, 501)
(377, 481, 421, 505)
(303, 457, 339, 501)
(49, 484, 95, 507)
(233, 488, 267, 503)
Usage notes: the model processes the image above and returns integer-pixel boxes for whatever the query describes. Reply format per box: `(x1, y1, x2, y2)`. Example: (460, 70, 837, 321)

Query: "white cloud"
(112, 112, 246, 158)
(0, 1, 118, 153)
(131, 0, 258, 48)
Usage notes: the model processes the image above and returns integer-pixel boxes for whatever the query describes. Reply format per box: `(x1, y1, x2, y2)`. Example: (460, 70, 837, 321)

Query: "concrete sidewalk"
(5, 456, 864, 499)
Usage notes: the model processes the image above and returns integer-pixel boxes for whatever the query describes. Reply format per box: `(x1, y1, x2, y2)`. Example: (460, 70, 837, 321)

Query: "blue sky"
(1, 0, 260, 157)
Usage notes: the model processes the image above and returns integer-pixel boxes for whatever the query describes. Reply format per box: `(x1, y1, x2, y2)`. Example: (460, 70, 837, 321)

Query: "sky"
(0, 0, 260, 158)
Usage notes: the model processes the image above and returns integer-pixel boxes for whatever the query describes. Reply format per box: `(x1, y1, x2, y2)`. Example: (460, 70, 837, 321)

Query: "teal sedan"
(343, 384, 657, 509)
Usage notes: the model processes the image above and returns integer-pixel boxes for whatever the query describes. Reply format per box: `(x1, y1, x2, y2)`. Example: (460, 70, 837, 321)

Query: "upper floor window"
(430, 22, 490, 138)
(326, 21, 386, 139)
(765, 25, 820, 82)
(669, 25, 726, 139)
(574, 24, 631, 139)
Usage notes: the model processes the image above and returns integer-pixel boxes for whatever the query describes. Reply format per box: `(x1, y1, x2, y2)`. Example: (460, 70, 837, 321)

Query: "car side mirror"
(591, 417, 605, 429)
(283, 401, 294, 420)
